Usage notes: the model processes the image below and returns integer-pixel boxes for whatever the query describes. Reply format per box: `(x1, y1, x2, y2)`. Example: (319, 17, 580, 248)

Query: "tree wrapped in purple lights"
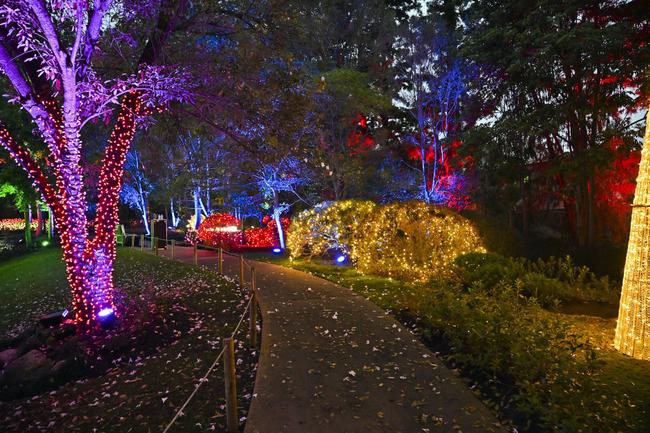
(0, 0, 191, 327)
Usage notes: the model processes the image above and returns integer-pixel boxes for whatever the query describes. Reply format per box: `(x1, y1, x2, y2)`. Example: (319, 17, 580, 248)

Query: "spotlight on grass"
(272, 247, 282, 254)
(41, 240, 50, 247)
(336, 254, 347, 264)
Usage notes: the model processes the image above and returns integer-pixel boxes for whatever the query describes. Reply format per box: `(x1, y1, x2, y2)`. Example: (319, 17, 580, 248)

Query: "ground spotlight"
(97, 308, 116, 328)
(272, 247, 282, 254)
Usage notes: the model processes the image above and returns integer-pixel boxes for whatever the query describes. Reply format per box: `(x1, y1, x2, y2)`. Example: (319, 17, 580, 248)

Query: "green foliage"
(421, 283, 627, 432)
(319, 69, 393, 115)
(462, 211, 524, 256)
(454, 252, 617, 306)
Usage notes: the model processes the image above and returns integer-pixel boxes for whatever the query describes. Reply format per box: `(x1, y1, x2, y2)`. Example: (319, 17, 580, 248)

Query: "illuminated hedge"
(287, 200, 376, 259)
(198, 214, 290, 249)
(352, 202, 485, 282)
(289, 200, 485, 282)
(198, 213, 242, 248)
(0, 218, 40, 232)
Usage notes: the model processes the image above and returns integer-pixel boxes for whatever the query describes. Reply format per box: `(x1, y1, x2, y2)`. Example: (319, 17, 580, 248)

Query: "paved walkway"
(154, 245, 507, 433)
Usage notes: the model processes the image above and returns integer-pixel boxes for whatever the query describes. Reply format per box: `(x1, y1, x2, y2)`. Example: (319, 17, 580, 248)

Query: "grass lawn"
(0, 248, 258, 433)
(251, 252, 650, 433)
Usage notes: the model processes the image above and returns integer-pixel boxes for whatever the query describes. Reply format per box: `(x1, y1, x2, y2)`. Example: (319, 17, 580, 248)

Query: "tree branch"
(27, 0, 65, 67)
(77, 0, 112, 80)
(0, 122, 56, 208)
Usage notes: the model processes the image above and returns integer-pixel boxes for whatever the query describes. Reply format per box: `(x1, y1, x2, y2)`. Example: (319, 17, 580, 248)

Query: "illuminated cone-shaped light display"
(615, 106, 650, 360)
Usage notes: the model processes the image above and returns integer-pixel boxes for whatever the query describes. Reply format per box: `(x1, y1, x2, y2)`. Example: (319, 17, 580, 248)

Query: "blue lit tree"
(254, 157, 312, 249)
(121, 149, 152, 235)
(396, 20, 471, 209)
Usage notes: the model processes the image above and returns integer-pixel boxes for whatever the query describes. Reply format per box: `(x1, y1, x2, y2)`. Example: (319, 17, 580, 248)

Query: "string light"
(288, 200, 485, 282)
(615, 106, 650, 360)
(1, 92, 146, 327)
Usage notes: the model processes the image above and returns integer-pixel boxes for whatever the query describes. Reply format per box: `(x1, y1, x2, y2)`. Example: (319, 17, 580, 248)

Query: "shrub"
(197, 213, 242, 248)
(287, 200, 376, 259)
(454, 252, 617, 305)
(419, 283, 626, 432)
(352, 201, 485, 282)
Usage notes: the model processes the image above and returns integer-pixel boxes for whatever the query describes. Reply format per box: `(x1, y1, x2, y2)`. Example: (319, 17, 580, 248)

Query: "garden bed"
(0, 249, 258, 432)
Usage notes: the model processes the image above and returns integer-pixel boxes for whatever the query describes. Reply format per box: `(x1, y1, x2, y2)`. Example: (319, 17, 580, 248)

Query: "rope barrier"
(161, 295, 253, 433)
(125, 233, 258, 432)
(130, 234, 258, 284)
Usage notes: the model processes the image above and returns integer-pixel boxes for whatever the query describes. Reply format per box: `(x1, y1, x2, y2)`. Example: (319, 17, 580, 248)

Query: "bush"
(418, 283, 626, 432)
(454, 252, 617, 306)
(352, 201, 485, 282)
(287, 200, 376, 259)
(197, 213, 241, 248)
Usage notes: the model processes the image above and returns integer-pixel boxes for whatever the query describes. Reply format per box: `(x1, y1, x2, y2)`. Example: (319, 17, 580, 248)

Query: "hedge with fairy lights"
(288, 200, 376, 259)
(288, 200, 485, 282)
(197, 213, 242, 248)
(197, 213, 291, 249)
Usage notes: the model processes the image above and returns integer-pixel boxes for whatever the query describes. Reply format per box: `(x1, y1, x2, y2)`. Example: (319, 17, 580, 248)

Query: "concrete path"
(154, 245, 507, 433)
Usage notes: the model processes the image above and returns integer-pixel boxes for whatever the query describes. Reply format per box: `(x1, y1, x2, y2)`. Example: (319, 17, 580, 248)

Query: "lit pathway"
(154, 245, 507, 433)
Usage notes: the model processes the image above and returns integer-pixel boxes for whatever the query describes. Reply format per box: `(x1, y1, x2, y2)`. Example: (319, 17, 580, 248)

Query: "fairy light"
(288, 200, 484, 282)
(198, 213, 290, 249)
(287, 200, 377, 260)
(614, 106, 650, 360)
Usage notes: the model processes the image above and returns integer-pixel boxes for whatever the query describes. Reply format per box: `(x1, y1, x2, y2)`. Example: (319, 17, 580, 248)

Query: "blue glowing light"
(272, 247, 282, 254)
(336, 255, 346, 264)
(98, 308, 114, 318)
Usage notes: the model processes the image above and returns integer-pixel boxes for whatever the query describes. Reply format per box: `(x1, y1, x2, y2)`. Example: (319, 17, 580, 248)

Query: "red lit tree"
(0, 1, 190, 326)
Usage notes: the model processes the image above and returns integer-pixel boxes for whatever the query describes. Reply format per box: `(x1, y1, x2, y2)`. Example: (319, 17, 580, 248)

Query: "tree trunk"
(35, 205, 42, 236)
(24, 206, 32, 247)
(273, 191, 285, 249)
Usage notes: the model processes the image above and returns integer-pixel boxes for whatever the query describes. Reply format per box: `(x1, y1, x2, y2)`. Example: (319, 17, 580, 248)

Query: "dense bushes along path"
(158, 245, 507, 433)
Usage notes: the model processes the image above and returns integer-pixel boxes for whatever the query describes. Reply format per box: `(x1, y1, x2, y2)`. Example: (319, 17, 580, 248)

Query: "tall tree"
(460, 0, 649, 245)
(0, 1, 190, 326)
(395, 18, 472, 208)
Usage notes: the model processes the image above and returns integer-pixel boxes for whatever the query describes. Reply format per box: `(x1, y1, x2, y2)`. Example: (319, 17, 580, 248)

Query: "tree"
(315, 68, 392, 199)
(395, 19, 471, 208)
(460, 0, 649, 245)
(121, 149, 152, 234)
(254, 157, 311, 249)
(0, 1, 190, 326)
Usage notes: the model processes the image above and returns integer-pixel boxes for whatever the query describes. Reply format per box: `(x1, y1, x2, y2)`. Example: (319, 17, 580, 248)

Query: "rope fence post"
(223, 337, 238, 433)
(218, 247, 223, 274)
(171, 239, 175, 259)
(239, 254, 245, 288)
(140, 234, 144, 252)
(154, 237, 159, 256)
(249, 268, 257, 347)
(130, 234, 135, 249)
(193, 243, 198, 266)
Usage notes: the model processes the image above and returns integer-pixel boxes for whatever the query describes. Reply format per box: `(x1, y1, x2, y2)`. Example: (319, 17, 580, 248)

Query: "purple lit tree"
(0, 1, 191, 326)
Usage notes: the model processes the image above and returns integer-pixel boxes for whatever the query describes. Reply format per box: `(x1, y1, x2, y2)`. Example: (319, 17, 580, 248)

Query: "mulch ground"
(0, 249, 258, 433)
